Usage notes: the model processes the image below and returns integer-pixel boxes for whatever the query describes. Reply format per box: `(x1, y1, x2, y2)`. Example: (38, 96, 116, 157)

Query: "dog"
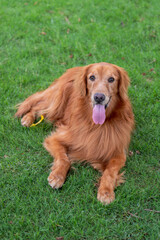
(15, 62, 134, 204)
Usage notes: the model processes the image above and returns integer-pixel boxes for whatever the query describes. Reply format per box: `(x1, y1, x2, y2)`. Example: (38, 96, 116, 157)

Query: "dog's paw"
(47, 171, 65, 189)
(97, 189, 115, 205)
(21, 114, 34, 127)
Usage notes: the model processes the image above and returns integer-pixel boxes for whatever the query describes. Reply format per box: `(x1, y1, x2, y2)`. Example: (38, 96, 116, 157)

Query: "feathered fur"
(15, 62, 134, 204)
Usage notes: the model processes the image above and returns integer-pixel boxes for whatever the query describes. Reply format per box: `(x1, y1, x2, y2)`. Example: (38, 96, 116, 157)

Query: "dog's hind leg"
(15, 66, 83, 127)
(15, 87, 54, 127)
(15, 80, 73, 127)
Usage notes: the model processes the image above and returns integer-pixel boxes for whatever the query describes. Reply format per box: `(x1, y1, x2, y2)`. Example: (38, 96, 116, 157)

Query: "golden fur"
(15, 62, 134, 204)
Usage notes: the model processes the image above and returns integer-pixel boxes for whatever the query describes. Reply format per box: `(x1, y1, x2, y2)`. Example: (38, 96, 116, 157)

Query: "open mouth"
(92, 97, 111, 125)
(105, 96, 112, 109)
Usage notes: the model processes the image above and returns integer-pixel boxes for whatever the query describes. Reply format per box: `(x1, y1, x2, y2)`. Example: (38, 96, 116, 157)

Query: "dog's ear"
(116, 66, 130, 101)
(74, 66, 89, 97)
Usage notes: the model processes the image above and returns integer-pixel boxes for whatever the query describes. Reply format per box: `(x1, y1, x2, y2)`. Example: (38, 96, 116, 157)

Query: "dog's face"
(87, 63, 119, 106)
(76, 62, 130, 124)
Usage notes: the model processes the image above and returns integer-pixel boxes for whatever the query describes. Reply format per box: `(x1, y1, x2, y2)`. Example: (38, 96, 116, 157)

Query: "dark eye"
(89, 75, 96, 81)
(108, 77, 115, 83)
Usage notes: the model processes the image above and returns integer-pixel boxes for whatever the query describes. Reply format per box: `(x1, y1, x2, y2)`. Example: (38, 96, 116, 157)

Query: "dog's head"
(75, 62, 130, 124)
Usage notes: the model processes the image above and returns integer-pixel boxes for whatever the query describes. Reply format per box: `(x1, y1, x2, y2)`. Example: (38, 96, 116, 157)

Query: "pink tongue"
(92, 104, 106, 125)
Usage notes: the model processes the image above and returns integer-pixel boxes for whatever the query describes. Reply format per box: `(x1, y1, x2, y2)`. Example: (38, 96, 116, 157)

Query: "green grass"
(0, 0, 160, 239)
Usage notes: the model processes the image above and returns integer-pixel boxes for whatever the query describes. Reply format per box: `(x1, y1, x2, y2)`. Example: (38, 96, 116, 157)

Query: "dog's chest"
(69, 125, 115, 162)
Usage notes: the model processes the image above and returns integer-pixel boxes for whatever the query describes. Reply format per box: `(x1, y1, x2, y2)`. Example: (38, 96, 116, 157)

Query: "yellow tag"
(30, 115, 44, 127)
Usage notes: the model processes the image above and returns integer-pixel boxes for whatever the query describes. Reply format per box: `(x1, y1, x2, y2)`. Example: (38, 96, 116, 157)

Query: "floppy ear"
(74, 66, 89, 97)
(116, 66, 130, 101)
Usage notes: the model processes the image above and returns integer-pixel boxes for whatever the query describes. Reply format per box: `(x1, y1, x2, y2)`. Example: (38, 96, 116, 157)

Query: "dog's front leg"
(97, 153, 126, 204)
(44, 133, 71, 189)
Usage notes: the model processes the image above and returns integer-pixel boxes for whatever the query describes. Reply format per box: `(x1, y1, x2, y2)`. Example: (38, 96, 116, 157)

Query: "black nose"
(94, 93, 105, 103)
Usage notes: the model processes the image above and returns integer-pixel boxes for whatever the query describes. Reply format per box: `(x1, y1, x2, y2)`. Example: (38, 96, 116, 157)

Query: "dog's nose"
(94, 93, 105, 103)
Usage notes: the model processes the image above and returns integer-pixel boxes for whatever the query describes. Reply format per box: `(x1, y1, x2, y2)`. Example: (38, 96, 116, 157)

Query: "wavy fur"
(15, 62, 134, 204)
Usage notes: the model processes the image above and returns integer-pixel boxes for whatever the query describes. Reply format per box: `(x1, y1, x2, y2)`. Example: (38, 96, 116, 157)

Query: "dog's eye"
(89, 75, 96, 81)
(108, 77, 115, 83)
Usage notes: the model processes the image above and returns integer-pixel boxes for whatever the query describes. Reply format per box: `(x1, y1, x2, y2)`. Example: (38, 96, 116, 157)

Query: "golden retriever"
(15, 62, 134, 204)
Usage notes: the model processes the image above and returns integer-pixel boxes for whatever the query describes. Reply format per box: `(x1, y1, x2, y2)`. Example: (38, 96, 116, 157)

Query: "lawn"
(0, 0, 160, 239)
